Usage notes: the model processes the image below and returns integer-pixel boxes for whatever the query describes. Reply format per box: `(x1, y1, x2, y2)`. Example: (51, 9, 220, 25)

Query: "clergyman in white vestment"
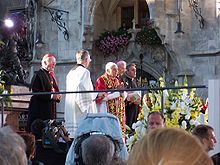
(64, 50, 98, 138)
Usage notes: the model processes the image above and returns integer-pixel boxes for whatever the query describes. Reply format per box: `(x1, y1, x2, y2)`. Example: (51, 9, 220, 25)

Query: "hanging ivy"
(135, 27, 162, 46)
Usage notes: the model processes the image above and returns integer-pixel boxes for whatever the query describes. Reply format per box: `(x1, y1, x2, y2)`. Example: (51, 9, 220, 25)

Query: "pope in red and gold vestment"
(96, 62, 126, 135)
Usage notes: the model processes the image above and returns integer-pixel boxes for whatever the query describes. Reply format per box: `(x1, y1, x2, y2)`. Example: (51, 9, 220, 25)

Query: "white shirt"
(64, 65, 97, 138)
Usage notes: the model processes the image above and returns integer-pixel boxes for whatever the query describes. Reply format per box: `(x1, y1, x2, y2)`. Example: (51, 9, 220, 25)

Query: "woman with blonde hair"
(127, 128, 213, 165)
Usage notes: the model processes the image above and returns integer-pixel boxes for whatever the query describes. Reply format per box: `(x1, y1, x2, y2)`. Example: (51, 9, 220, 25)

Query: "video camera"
(42, 119, 70, 153)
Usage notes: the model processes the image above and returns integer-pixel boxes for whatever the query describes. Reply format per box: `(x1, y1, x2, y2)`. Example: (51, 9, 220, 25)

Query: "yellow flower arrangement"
(0, 70, 12, 107)
(126, 77, 207, 151)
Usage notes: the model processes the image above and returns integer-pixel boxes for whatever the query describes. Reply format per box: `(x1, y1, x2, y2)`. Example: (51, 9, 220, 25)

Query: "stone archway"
(89, 39, 170, 83)
(85, 0, 179, 83)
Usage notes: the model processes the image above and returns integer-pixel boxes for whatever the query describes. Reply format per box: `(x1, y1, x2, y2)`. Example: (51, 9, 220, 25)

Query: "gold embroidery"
(101, 74, 126, 134)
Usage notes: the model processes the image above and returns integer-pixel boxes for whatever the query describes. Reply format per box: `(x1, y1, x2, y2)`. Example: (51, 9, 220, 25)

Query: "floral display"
(0, 70, 11, 107)
(96, 30, 131, 55)
(135, 27, 162, 46)
(126, 77, 207, 151)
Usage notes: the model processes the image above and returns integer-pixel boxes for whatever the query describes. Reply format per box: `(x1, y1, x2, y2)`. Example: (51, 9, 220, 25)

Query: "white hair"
(116, 60, 126, 67)
(0, 126, 27, 165)
(41, 54, 55, 68)
(105, 62, 117, 72)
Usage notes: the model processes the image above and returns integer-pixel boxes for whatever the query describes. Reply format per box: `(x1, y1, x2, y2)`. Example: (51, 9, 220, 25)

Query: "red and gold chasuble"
(96, 73, 126, 135)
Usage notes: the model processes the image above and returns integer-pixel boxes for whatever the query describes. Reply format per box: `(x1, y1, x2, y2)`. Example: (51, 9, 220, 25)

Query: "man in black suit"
(121, 63, 141, 129)
(27, 54, 61, 131)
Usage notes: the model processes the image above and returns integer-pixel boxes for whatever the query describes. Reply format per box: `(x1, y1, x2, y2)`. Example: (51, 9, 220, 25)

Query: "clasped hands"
(96, 83, 126, 101)
(97, 92, 107, 100)
(116, 83, 126, 98)
(53, 94, 62, 102)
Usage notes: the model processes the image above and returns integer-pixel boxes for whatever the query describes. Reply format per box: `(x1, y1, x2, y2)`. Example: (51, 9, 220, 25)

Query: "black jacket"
(27, 68, 59, 130)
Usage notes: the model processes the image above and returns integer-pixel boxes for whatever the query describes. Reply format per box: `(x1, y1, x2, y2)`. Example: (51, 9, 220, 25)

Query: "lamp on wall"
(35, 32, 45, 48)
(175, 0, 184, 34)
(175, 9, 184, 34)
(175, 0, 204, 34)
(35, 2, 45, 48)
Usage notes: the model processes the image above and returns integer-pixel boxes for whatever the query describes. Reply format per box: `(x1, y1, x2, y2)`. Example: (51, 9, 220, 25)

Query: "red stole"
(49, 71, 58, 92)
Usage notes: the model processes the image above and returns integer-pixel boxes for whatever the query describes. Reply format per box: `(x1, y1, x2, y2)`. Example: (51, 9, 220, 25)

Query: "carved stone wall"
(90, 37, 173, 84)
(84, 0, 177, 84)
(151, 0, 220, 88)
(28, 0, 85, 116)
(1, 0, 215, 116)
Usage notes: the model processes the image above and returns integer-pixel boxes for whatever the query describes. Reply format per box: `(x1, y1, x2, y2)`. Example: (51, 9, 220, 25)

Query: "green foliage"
(0, 70, 11, 107)
(135, 27, 162, 46)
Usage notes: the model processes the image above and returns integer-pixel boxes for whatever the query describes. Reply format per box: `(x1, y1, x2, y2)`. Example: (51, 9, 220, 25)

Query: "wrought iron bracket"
(188, 0, 205, 29)
(43, 6, 69, 40)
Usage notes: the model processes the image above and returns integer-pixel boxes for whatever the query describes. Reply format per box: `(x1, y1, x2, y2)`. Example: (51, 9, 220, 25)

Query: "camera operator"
(31, 119, 71, 165)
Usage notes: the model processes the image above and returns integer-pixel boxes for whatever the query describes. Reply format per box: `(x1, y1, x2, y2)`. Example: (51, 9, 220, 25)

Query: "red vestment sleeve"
(96, 77, 106, 90)
(95, 77, 107, 104)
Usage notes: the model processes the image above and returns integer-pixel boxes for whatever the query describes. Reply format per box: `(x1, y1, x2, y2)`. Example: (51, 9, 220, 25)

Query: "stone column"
(165, 0, 178, 15)
(116, 7, 121, 29)
(134, 0, 139, 24)
(208, 79, 220, 155)
(146, 0, 156, 20)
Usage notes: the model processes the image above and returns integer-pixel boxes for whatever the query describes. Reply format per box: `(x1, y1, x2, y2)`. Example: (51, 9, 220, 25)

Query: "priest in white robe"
(64, 49, 103, 138)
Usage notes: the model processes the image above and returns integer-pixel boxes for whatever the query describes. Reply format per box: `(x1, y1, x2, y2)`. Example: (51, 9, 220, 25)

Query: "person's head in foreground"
(19, 132, 36, 160)
(127, 128, 213, 165)
(81, 134, 115, 165)
(0, 126, 27, 165)
(192, 124, 217, 152)
(76, 134, 123, 165)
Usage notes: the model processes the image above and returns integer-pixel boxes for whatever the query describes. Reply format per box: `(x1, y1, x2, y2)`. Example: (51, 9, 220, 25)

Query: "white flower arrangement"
(126, 77, 208, 152)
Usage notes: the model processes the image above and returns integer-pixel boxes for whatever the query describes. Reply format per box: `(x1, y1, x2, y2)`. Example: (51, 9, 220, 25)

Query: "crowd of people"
(1, 49, 219, 165)
(1, 117, 219, 165)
